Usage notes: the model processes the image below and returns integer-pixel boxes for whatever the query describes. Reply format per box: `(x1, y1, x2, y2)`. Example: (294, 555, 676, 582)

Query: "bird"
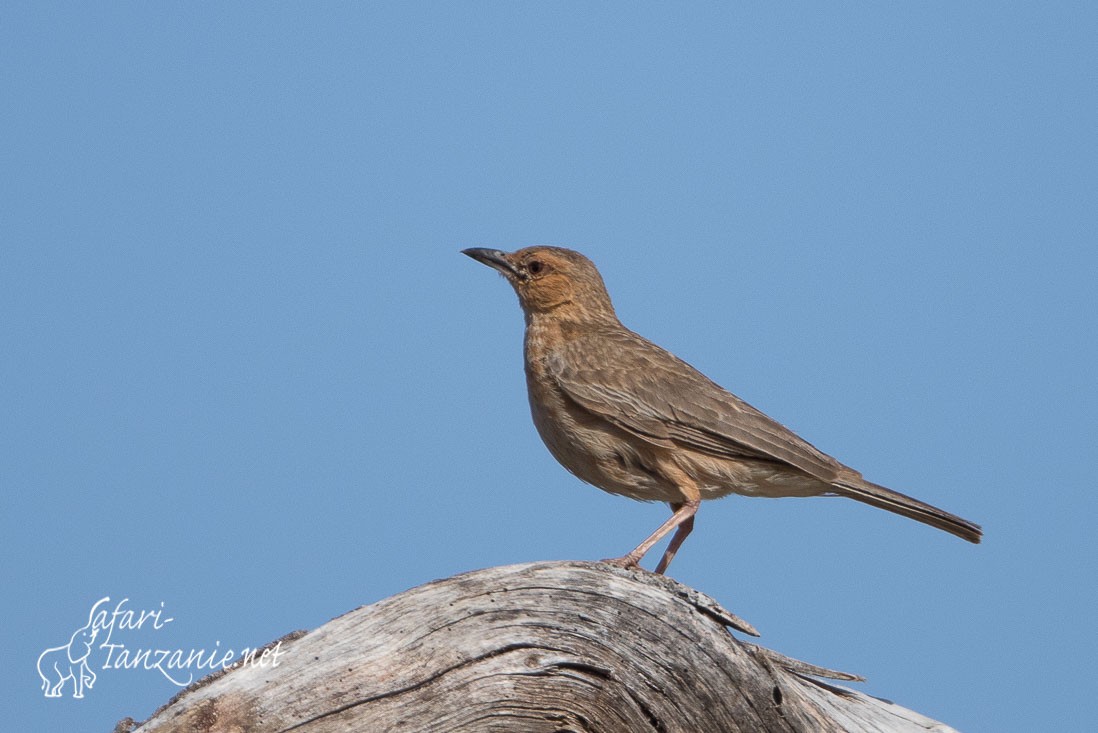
(462, 246, 981, 574)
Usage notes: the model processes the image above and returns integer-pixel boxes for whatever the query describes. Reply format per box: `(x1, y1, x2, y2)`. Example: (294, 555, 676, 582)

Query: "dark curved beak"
(462, 248, 519, 278)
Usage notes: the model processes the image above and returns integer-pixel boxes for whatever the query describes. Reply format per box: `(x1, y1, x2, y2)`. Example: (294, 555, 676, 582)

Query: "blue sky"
(3, 3, 1095, 730)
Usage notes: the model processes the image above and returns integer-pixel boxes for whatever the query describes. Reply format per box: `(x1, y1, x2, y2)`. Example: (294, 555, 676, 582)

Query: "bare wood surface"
(125, 561, 959, 733)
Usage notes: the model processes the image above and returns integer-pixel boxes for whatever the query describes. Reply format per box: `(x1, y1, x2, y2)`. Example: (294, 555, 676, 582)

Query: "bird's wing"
(548, 327, 843, 483)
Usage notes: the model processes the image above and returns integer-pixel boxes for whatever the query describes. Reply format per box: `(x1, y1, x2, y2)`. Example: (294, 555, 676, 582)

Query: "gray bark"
(123, 561, 959, 733)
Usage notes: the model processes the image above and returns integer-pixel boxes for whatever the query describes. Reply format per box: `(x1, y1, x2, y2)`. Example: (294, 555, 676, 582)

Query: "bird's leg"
(654, 502, 696, 574)
(603, 499, 700, 572)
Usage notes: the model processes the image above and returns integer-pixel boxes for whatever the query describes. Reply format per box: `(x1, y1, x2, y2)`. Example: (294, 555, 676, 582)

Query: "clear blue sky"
(3, 4, 1094, 731)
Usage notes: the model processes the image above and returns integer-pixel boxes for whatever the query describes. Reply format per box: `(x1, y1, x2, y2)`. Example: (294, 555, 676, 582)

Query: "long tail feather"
(832, 478, 982, 544)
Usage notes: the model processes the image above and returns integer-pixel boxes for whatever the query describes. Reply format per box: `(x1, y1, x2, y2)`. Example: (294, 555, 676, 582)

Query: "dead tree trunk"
(122, 561, 958, 732)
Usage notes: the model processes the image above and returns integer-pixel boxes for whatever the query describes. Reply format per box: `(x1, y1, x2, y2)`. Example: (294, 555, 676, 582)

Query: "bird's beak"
(462, 248, 520, 279)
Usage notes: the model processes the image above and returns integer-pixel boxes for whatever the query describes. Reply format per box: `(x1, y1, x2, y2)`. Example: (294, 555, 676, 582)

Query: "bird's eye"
(528, 260, 545, 275)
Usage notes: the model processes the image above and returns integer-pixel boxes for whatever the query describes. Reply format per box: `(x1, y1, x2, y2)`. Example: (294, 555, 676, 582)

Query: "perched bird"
(462, 246, 981, 573)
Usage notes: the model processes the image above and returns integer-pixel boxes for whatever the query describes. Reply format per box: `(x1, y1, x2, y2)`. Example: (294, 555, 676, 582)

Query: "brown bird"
(462, 246, 981, 574)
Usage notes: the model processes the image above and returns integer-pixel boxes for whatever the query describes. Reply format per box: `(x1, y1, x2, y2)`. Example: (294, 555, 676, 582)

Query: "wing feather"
(549, 327, 842, 483)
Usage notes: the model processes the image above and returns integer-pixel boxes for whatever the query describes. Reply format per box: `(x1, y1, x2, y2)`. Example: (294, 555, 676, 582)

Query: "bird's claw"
(600, 555, 642, 570)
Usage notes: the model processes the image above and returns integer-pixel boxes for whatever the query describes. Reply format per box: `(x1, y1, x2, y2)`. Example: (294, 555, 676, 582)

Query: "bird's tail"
(832, 476, 982, 544)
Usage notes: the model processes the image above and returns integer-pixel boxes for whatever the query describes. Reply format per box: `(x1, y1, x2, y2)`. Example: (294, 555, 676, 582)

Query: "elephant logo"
(37, 598, 107, 698)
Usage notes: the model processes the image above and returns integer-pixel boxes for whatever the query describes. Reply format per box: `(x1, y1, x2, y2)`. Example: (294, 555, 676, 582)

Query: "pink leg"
(603, 499, 700, 572)
(654, 503, 696, 574)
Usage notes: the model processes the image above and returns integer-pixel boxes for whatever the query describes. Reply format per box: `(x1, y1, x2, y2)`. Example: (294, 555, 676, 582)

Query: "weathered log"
(123, 561, 959, 732)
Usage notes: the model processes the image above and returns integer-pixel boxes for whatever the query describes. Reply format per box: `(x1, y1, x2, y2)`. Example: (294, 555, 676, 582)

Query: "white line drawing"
(37, 598, 106, 698)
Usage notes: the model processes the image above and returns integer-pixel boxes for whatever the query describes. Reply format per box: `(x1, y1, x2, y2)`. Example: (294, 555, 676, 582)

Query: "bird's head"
(462, 246, 617, 322)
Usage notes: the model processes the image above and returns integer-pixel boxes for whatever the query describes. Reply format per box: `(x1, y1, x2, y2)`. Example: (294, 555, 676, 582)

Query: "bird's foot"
(600, 554, 642, 570)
